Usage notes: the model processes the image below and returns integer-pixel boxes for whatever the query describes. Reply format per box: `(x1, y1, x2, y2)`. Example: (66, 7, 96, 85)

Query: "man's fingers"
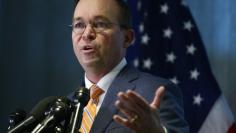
(113, 114, 128, 124)
(126, 90, 150, 110)
(113, 115, 135, 129)
(115, 99, 134, 120)
(150, 86, 165, 109)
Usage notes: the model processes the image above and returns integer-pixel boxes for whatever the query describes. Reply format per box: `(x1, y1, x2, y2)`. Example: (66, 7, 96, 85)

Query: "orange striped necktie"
(79, 85, 104, 133)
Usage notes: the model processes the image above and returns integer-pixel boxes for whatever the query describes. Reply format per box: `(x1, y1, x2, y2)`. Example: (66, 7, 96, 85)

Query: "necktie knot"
(90, 85, 104, 102)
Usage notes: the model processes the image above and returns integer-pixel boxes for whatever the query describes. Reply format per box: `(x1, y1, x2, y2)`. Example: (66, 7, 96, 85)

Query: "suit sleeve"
(159, 81, 189, 133)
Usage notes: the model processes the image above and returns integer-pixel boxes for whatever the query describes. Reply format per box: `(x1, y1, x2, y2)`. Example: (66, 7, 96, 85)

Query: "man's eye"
(94, 21, 108, 28)
(74, 22, 85, 28)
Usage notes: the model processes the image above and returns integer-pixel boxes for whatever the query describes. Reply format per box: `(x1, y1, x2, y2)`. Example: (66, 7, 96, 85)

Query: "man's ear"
(123, 29, 135, 48)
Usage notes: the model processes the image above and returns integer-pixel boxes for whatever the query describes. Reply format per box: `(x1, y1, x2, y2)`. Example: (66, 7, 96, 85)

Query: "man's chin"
(82, 59, 100, 68)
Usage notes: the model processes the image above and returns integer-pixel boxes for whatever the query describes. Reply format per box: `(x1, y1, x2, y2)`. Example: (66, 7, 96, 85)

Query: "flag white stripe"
(199, 95, 235, 133)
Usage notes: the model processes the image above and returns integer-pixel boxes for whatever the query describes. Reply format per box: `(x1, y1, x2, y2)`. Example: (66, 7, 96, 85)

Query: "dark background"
(1, 0, 235, 132)
(0, 0, 84, 131)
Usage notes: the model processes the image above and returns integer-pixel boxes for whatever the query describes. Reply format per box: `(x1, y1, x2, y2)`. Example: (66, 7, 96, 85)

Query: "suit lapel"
(90, 65, 139, 132)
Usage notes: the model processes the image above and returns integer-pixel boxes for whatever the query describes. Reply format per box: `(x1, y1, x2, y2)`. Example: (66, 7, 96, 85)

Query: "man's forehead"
(74, 0, 120, 22)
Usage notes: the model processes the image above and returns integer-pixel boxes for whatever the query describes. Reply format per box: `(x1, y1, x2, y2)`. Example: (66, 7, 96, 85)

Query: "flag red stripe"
(227, 123, 236, 133)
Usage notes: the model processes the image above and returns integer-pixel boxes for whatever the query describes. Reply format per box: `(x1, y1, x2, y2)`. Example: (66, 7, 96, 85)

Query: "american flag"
(126, 0, 236, 132)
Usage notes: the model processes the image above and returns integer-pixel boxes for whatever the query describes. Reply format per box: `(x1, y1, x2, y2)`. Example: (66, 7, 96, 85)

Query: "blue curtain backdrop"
(0, 0, 235, 132)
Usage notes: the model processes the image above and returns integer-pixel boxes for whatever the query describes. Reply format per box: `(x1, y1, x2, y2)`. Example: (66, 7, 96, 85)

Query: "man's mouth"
(84, 46, 93, 50)
(82, 45, 96, 54)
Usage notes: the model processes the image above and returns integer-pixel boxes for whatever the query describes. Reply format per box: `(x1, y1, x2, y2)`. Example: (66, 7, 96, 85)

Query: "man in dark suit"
(71, 0, 189, 132)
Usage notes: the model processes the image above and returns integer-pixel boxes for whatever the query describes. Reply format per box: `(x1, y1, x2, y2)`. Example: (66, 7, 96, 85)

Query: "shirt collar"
(84, 58, 127, 91)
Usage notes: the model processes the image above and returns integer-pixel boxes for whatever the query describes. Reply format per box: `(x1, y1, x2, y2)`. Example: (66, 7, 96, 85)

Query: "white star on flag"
(170, 76, 180, 85)
(187, 43, 197, 55)
(190, 68, 200, 80)
(166, 52, 177, 63)
(143, 58, 153, 69)
(163, 27, 173, 39)
(141, 33, 150, 45)
(183, 20, 194, 31)
(137, 0, 142, 11)
(133, 58, 139, 68)
(139, 23, 144, 33)
(193, 93, 203, 106)
(160, 3, 169, 14)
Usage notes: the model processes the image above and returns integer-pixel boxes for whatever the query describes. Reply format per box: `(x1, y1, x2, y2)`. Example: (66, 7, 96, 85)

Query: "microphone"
(31, 96, 71, 133)
(7, 109, 26, 130)
(67, 87, 90, 133)
(7, 96, 58, 133)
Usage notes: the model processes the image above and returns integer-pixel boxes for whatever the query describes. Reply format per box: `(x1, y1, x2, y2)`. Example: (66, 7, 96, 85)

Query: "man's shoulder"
(123, 64, 173, 86)
(138, 70, 170, 84)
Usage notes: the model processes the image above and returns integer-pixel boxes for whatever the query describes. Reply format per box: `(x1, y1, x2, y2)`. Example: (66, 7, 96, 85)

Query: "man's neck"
(85, 71, 107, 83)
(85, 58, 127, 83)
(85, 63, 118, 83)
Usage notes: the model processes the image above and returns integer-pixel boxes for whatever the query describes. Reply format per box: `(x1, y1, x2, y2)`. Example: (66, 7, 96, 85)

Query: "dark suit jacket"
(70, 65, 189, 133)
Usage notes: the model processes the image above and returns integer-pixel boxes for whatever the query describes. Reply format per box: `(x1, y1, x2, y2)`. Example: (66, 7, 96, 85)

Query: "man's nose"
(82, 24, 96, 41)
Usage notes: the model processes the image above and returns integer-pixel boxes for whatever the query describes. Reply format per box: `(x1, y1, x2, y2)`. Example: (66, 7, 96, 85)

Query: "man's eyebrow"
(93, 16, 110, 21)
(72, 16, 111, 22)
(73, 17, 82, 21)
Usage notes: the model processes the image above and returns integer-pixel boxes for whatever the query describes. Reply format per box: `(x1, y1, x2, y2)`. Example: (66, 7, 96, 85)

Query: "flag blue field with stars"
(126, 0, 235, 132)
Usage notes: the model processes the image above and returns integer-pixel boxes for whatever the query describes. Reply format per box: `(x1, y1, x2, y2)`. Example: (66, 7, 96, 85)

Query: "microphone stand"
(67, 87, 90, 133)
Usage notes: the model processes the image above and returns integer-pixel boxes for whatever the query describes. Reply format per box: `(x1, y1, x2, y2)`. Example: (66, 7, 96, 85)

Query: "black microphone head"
(7, 96, 59, 133)
(47, 96, 71, 120)
(30, 96, 58, 120)
(74, 87, 90, 106)
(34, 96, 72, 132)
(8, 109, 27, 130)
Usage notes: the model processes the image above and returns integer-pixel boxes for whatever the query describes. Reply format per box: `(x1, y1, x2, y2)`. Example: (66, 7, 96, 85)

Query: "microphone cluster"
(7, 87, 90, 133)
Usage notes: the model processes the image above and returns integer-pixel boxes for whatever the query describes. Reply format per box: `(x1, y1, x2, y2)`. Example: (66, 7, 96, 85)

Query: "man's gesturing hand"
(113, 86, 166, 133)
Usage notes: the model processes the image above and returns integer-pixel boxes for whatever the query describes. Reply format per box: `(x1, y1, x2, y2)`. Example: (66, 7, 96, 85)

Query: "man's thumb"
(150, 86, 165, 109)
